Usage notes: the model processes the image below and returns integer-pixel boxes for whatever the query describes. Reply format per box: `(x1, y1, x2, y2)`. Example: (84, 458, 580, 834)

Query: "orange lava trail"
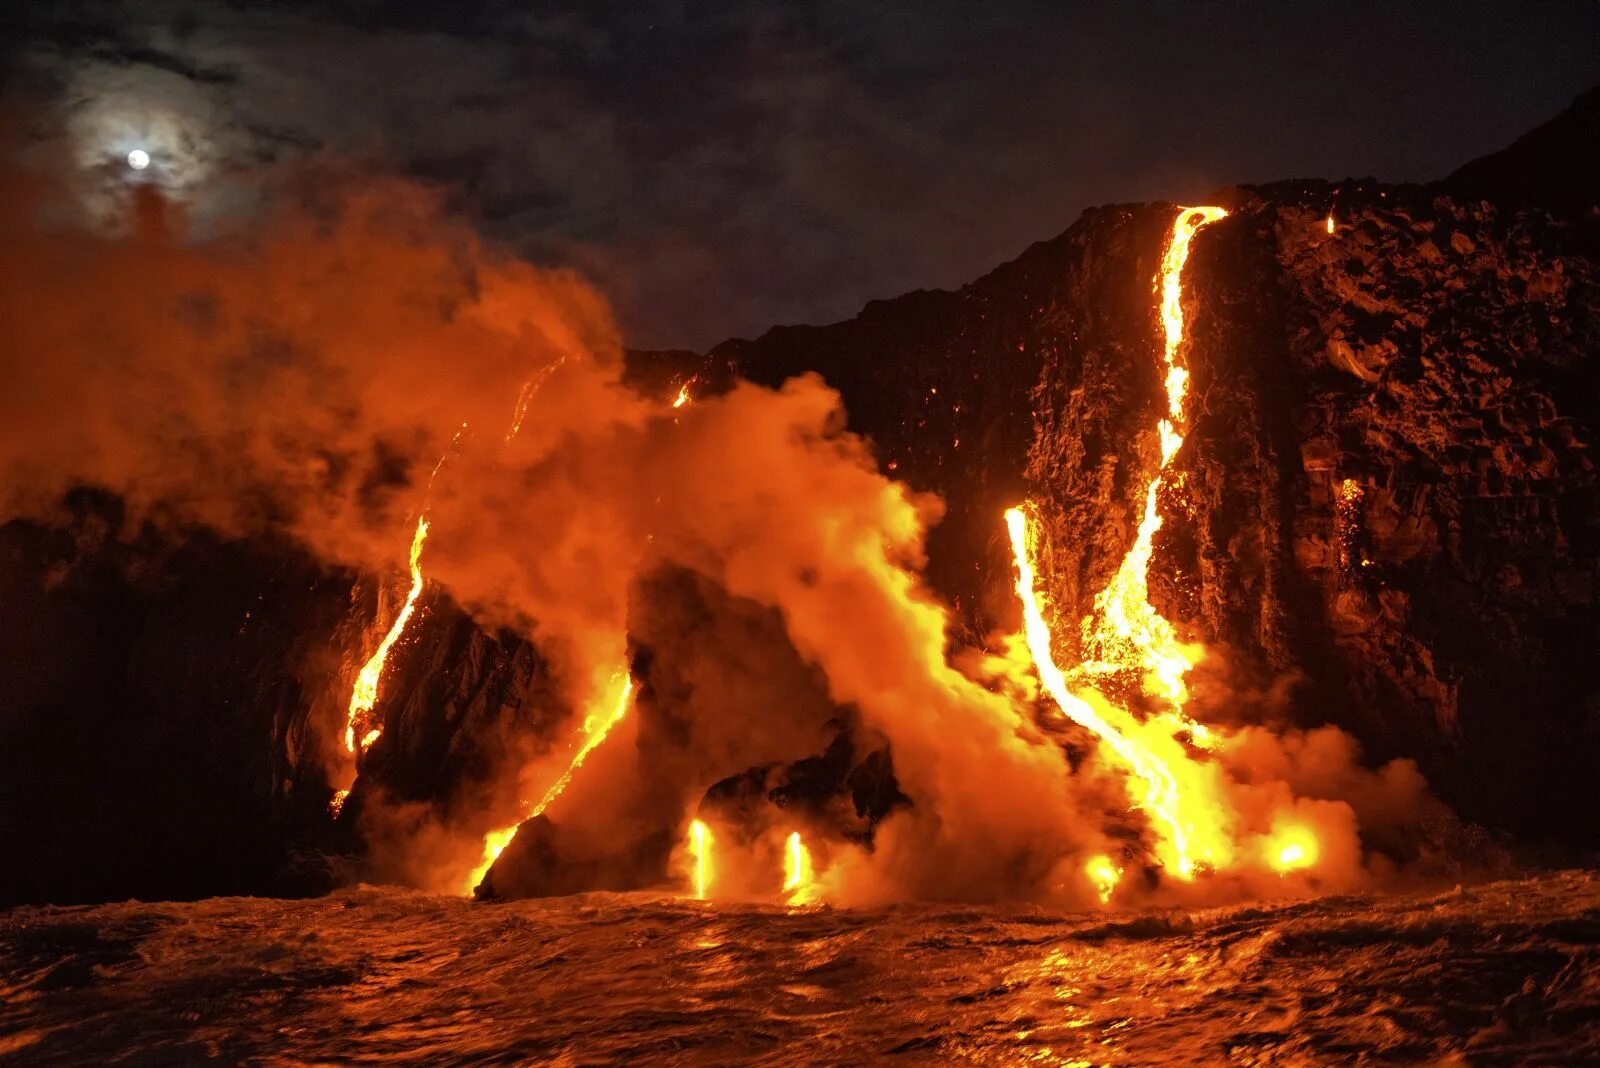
(1076, 206, 1228, 710)
(343, 514, 430, 755)
(1006, 506, 1197, 874)
(688, 819, 712, 900)
(464, 674, 635, 894)
(783, 830, 813, 902)
(1006, 206, 1233, 879)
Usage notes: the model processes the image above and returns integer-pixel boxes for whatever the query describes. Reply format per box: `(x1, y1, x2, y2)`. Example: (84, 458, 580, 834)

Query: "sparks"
(689, 819, 712, 900)
(465, 674, 635, 893)
(343, 514, 430, 754)
(328, 788, 350, 818)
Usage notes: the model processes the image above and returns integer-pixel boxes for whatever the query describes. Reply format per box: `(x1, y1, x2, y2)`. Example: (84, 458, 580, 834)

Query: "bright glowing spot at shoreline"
(127, 149, 150, 170)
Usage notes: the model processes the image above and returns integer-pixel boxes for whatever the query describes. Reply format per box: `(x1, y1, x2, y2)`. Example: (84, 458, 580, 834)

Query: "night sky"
(6, 1, 1598, 349)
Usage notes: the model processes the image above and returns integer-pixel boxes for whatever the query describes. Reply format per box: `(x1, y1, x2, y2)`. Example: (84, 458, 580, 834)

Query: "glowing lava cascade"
(342, 515, 431, 757)
(463, 674, 636, 894)
(1007, 206, 1265, 884)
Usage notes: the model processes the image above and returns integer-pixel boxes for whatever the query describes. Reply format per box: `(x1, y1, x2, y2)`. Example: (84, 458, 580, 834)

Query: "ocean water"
(3, 871, 1599, 1065)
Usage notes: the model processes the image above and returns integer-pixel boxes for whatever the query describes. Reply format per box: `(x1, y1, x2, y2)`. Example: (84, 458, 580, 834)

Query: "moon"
(127, 148, 150, 170)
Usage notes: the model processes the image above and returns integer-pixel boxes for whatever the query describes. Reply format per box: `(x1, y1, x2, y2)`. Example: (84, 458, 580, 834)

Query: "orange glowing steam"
(343, 514, 430, 755)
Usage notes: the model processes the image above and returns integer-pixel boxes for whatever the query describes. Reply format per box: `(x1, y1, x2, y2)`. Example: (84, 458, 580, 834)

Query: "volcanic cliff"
(2, 88, 1596, 906)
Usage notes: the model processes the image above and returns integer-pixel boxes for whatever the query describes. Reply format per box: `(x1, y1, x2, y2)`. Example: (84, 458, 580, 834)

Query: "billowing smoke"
(0, 151, 1447, 907)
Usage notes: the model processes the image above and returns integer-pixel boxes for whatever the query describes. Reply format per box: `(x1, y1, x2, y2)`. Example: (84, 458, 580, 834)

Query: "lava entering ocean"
(0, 157, 1441, 910)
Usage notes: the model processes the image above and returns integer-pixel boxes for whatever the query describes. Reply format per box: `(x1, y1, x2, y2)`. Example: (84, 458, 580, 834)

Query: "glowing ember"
(343, 515, 430, 755)
(1269, 825, 1319, 874)
(783, 830, 813, 902)
(1085, 853, 1122, 905)
(1325, 212, 1336, 235)
(464, 675, 635, 893)
(328, 788, 350, 818)
(689, 819, 712, 900)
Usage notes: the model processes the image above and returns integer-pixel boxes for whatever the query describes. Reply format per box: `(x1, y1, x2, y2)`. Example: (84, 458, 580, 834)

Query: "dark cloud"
(6, 0, 1598, 348)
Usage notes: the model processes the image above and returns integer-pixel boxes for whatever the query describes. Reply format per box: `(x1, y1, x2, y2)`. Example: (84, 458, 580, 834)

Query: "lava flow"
(783, 831, 813, 903)
(342, 514, 430, 755)
(1075, 206, 1228, 711)
(688, 819, 712, 900)
(464, 674, 636, 893)
(1006, 206, 1265, 882)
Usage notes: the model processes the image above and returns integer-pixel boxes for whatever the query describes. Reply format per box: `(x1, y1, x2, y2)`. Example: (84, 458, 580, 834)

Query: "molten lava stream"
(1006, 506, 1198, 875)
(1005, 206, 1253, 883)
(688, 819, 712, 900)
(783, 831, 814, 903)
(343, 514, 431, 756)
(464, 674, 635, 894)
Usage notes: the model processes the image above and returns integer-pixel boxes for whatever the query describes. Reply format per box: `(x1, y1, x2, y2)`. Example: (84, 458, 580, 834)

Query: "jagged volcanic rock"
(3, 88, 1597, 905)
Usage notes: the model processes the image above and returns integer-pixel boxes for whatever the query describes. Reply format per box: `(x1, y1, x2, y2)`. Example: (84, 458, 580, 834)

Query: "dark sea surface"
(3, 871, 1599, 1065)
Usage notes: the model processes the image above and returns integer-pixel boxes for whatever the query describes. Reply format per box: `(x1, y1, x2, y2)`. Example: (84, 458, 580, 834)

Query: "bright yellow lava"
(1085, 853, 1122, 905)
(1077, 206, 1227, 711)
(672, 383, 692, 408)
(1007, 506, 1197, 876)
(343, 515, 430, 755)
(689, 819, 712, 900)
(1269, 825, 1318, 874)
(464, 674, 635, 894)
(783, 830, 813, 902)
(1005, 206, 1270, 883)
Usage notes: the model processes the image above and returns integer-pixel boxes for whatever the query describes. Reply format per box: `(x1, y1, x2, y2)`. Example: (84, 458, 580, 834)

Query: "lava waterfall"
(2, 92, 1598, 910)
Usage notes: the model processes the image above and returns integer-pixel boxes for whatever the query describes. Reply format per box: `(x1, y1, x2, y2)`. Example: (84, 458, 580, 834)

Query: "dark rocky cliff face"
(3, 89, 1596, 905)
(711, 85, 1600, 853)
